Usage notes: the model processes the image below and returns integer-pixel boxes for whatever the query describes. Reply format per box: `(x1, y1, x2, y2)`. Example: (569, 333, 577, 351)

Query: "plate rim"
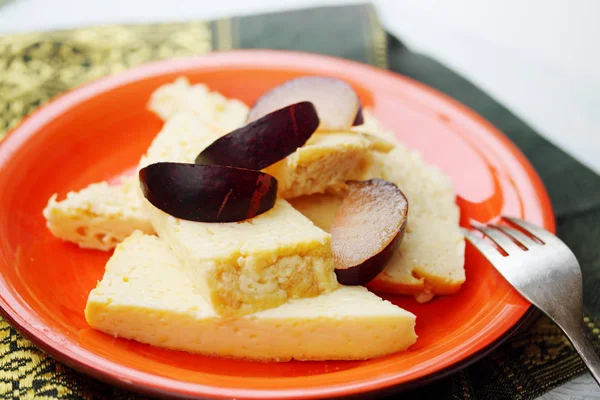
(0, 49, 554, 399)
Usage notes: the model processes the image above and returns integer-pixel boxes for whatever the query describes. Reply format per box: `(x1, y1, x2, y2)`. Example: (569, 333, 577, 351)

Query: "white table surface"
(0, 0, 598, 398)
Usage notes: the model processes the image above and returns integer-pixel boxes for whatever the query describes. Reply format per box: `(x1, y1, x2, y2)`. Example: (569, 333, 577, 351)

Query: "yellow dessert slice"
(365, 145, 465, 301)
(289, 193, 343, 232)
(148, 77, 249, 133)
(371, 215, 465, 302)
(85, 232, 416, 361)
(265, 132, 394, 199)
(43, 176, 153, 251)
(290, 122, 465, 302)
(42, 111, 228, 251)
(137, 110, 224, 168)
(42, 81, 245, 251)
(144, 199, 338, 317)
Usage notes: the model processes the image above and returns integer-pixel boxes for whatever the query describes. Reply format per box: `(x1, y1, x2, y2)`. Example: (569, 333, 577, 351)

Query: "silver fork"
(462, 217, 600, 385)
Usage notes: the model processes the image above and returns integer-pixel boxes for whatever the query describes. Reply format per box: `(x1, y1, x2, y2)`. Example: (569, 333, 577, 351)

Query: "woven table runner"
(1, 4, 599, 399)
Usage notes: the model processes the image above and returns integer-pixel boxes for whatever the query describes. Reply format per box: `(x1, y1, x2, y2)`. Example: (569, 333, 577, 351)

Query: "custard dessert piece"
(85, 231, 417, 361)
(43, 176, 153, 251)
(265, 132, 393, 198)
(289, 193, 343, 232)
(290, 149, 465, 302)
(148, 77, 249, 132)
(364, 145, 465, 301)
(144, 199, 338, 317)
(291, 112, 465, 302)
(42, 81, 245, 251)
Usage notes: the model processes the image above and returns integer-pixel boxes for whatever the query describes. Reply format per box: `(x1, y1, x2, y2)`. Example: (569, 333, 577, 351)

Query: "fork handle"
(561, 321, 600, 385)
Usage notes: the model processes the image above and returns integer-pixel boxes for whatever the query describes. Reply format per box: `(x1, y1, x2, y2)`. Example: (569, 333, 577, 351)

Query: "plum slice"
(331, 179, 408, 285)
(352, 106, 364, 126)
(247, 76, 361, 131)
(139, 162, 277, 223)
(196, 101, 319, 170)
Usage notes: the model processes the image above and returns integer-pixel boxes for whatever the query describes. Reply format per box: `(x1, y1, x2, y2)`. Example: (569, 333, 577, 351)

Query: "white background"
(0, 0, 599, 398)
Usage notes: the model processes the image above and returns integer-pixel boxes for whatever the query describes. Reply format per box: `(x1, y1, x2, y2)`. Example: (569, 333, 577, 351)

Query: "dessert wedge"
(143, 199, 338, 317)
(148, 77, 249, 132)
(85, 232, 416, 361)
(43, 82, 245, 251)
(138, 110, 226, 168)
(265, 132, 394, 198)
(43, 176, 153, 251)
(365, 146, 465, 301)
(289, 193, 342, 232)
(291, 111, 465, 302)
(137, 106, 340, 317)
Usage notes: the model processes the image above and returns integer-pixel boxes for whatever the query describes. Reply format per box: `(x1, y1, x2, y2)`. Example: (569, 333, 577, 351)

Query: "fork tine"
(490, 224, 539, 249)
(503, 217, 555, 244)
(471, 224, 521, 255)
(461, 228, 503, 263)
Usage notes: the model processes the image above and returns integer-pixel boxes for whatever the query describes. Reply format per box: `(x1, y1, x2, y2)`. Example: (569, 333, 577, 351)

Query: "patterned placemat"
(1, 4, 599, 399)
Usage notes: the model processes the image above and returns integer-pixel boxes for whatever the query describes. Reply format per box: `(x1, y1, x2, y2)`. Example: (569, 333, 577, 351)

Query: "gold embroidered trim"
(0, 22, 212, 138)
(216, 18, 233, 51)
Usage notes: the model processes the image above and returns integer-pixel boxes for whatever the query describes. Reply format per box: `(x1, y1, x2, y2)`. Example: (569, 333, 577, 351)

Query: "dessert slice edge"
(85, 231, 417, 361)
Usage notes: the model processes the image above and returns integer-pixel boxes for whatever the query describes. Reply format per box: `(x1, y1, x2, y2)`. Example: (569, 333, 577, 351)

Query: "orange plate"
(0, 50, 554, 399)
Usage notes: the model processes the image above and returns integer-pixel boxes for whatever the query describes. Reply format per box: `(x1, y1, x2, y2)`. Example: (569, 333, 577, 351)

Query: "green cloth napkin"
(1, 3, 599, 399)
